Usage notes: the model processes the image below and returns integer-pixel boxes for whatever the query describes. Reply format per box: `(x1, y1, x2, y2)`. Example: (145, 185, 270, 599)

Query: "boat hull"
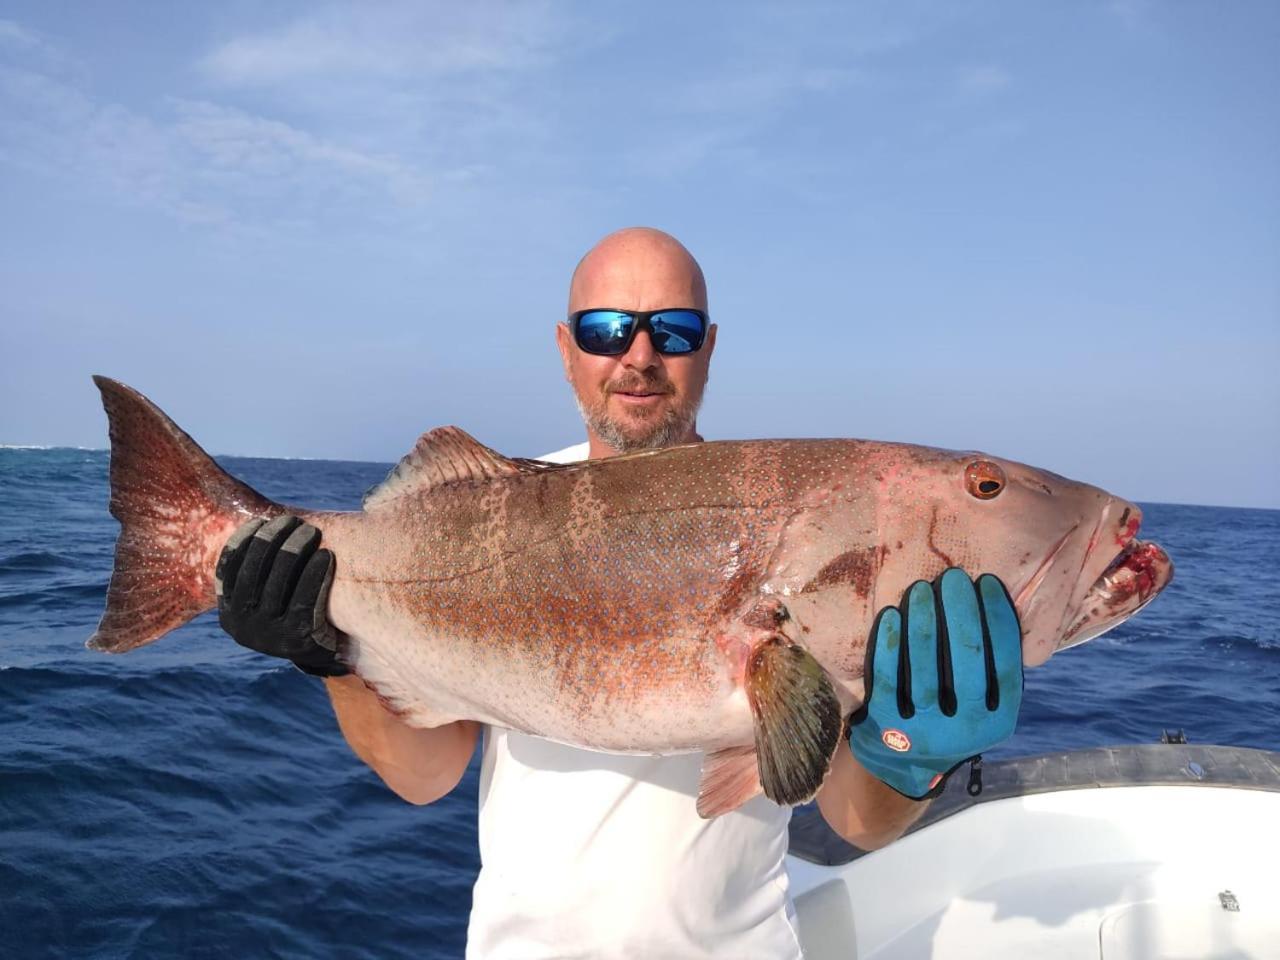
(786, 744, 1280, 959)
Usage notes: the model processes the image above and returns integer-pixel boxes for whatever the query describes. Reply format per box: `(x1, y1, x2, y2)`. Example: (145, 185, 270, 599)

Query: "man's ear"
(555, 322, 574, 382)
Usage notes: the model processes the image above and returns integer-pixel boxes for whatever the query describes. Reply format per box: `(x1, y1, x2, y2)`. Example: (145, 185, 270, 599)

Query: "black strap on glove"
(216, 515, 349, 677)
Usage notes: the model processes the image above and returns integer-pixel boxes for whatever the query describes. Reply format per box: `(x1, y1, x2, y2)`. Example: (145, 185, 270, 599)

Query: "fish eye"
(965, 460, 1006, 500)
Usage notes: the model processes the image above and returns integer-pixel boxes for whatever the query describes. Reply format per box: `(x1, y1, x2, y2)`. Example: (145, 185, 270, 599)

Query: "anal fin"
(746, 637, 842, 807)
(697, 745, 762, 818)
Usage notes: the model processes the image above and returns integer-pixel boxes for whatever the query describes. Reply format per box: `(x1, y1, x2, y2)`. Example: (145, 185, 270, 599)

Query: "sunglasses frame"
(567, 307, 710, 357)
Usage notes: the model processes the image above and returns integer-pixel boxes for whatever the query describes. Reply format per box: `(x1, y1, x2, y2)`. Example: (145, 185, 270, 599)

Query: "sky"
(1, 1, 1276, 508)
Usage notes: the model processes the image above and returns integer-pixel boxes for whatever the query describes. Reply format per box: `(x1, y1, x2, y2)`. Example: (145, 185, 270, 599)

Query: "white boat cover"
(786, 744, 1280, 960)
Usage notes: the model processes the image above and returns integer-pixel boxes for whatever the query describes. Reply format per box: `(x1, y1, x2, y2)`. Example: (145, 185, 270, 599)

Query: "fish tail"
(88, 376, 280, 653)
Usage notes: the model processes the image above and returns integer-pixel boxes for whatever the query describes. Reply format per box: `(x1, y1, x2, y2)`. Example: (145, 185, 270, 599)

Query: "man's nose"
(620, 328, 660, 370)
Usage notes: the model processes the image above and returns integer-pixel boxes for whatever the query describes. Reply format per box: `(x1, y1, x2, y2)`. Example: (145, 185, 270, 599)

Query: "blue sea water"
(1, 447, 1277, 959)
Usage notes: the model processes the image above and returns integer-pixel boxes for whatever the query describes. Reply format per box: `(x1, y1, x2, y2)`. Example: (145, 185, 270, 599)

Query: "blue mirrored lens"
(575, 311, 634, 354)
(649, 310, 705, 354)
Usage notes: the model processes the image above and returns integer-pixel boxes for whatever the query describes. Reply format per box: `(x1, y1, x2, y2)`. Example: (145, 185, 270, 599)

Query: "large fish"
(89, 376, 1172, 816)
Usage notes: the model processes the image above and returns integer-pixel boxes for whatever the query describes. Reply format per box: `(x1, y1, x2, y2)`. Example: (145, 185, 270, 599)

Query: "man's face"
(556, 234, 716, 455)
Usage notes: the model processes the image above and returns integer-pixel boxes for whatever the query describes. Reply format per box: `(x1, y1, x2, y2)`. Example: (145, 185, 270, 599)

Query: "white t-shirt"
(465, 442, 804, 960)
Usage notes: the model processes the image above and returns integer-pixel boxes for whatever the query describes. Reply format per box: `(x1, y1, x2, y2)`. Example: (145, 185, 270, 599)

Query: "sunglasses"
(568, 308, 709, 356)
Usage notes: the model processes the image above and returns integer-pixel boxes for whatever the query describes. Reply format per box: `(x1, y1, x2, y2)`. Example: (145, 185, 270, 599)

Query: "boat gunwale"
(787, 743, 1280, 866)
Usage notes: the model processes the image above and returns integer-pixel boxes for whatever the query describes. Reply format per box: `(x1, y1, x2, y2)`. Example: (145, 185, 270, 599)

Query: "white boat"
(786, 742, 1280, 959)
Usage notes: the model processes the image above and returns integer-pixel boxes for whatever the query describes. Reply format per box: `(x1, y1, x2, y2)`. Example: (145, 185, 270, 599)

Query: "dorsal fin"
(363, 426, 547, 510)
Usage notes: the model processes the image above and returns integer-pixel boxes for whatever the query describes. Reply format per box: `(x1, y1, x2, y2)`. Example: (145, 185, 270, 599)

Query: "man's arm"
(815, 745, 931, 850)
(818, 569, 1024, 850)
(217, 516, 477, 805)
(324, 677, 479, 805)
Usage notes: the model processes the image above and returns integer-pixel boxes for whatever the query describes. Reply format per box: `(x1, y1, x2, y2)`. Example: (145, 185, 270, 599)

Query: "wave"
(0, 550, 74, 572)
(0, 444, 104, 451)
(0, 580, 107, 608)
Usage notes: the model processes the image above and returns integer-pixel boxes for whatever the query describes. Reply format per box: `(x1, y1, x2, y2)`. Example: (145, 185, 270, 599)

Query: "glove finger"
(938, 568, 986, 711)
(259, 523, 320, 618)
(854, 604, 902, 722)
(231, 515, 301, 609)
(904, 580, 938, 718)
(216, 518, 265, 600)
(977, 574, 1023, 712)
(292, 548, 338, 651)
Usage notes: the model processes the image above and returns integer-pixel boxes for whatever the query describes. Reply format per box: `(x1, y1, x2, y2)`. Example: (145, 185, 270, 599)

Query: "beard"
(575, 372, 704, 453)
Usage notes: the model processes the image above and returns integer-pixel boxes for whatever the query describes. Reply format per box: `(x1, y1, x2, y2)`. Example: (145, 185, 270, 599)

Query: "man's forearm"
(325, 675, 479, 805)
(815, 746, 932, 850)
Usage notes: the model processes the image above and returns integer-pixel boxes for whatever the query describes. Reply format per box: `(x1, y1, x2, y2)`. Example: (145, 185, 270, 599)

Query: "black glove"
(215, 515, 349, 677)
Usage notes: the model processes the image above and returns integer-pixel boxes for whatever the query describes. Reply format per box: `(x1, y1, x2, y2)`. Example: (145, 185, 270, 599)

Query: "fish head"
(873, 447, 1173, 666)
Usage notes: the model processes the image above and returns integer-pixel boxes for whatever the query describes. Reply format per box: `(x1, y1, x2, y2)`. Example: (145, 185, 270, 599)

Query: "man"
(217, 228, 1022, 958)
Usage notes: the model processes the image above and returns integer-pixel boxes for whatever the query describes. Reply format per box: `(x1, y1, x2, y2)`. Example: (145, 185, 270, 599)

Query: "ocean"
(1, 447, 1277, 958)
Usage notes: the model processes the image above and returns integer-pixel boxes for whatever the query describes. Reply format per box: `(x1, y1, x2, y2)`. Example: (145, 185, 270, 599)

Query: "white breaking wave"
(0, 445, 104, 451)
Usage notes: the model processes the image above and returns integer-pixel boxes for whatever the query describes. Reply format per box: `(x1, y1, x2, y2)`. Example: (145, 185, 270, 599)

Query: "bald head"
(557, 227, 717, 459)
(568, 227, 708, 315)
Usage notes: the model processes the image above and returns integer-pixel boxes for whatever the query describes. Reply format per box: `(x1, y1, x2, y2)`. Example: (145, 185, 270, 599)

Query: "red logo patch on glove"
(881, 729, 911, 752)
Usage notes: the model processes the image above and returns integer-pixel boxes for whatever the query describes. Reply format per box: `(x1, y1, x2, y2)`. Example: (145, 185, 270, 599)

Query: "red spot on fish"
(1115, 516, 1140, 546)
(802, 547, 877, 597)
(716, 634, 752, 683)
(713, 555, 762, 620)
(926, 506, 955, 568)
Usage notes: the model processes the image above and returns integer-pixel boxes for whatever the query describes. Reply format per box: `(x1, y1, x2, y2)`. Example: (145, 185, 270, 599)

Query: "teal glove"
(848, 568, 1023, 800)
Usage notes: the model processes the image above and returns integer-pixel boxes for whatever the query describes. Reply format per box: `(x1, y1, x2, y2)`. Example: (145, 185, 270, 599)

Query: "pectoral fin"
(697, 746, 762, 818)
(745, 637, 842, 807)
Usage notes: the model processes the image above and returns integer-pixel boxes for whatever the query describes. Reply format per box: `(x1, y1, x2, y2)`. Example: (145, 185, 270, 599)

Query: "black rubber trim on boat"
(787, 743, 1280, 866)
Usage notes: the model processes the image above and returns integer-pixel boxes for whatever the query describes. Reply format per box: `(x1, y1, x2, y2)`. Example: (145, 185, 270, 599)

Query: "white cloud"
(958, 64, 1011, 94)
(0, 18, 39, 50)
(199, 0, 564, 87)
(0, 17, 85, 80)
(0, 3, 970, 238)
(1107, 0, 1152, 28)
(171, 99, 432, 204)
(677, 65, 866, 118)
(0, 18, 436, 233)
(0, 62, 95, 172)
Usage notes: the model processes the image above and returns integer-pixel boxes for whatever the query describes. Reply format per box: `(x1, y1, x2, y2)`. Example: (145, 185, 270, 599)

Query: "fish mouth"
(1058, 533, 1174, 651)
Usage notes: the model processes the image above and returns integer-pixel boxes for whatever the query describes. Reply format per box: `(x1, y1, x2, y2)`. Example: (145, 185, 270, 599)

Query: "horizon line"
(4, 444, 1276, 513)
